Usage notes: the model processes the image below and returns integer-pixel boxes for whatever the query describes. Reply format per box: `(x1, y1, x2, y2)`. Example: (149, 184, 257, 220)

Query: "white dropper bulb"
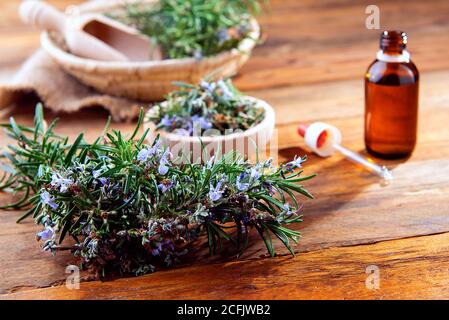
(297, 122, 393, 182)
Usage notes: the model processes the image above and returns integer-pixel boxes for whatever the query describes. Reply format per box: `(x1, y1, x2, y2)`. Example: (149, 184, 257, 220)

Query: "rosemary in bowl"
(0, 105, 314, 277)
(116, 0, 263, 59)
(144, 79, 274, 161)
(147, 79, 266, 136)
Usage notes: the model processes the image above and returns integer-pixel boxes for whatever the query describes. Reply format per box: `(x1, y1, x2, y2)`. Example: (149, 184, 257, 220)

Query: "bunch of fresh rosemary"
(148, 79, 265, 135)
(0, 105, 314, 276)
(115, 0, 263, 59)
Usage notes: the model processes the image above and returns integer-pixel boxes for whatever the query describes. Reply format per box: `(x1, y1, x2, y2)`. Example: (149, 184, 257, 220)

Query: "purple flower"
(218, 80, 234, 100)
(37, 225, 55, 241)
(137, 140, 161, 163)
(158, 148, 171, 175)
(262, 181, 275, 195)
(93, 168, 108, 186)
(92, 170, 102, 178)
(161, 114, 177, 127)
(163, 239, 175, 251)
(217, 28, 230, 44)
(200, 81, 217, 94)
(50, 173, 73, 193)
(283, 156, 306, 172)
(85, 238, 98, 259)
(82, 223, 92, 236)
(158, 161, 170, 176)
(151, 242, 162, 256)
(282, 204, 294, 216)
(40, 191, 58, 210)
(98, 177, 108, 186)
(276, 203, 301, 223)
(137, 149, 150, 162)
(236, 166, 262, 191)
(150, 239, 175, 256)
(158, 180, 173, 193)
(191, 115, 212, 130)
(236, 173, 250, 191)
(291, 157, 306, 168)
(206, 155, 216, 169)
(209, 180, 224, 202)
(249, 166, 262, 180)
(182, 120, 194, 136)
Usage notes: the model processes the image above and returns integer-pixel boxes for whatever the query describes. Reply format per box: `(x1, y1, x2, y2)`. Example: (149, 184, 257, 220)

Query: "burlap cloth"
(0, 49, 145, 122)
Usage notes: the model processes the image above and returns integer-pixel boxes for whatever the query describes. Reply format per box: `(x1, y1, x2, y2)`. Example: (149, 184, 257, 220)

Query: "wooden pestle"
(19, 1, 159, 62)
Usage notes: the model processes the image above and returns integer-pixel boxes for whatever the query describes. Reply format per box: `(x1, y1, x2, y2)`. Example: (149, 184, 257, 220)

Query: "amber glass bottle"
(365, 31, 419, 159)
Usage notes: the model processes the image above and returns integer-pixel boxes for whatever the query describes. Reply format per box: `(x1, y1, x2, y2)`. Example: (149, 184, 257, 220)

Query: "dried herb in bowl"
(148, 79, 266, 136)
(113, 0, 264, 59)
(0, 105, 314, 277)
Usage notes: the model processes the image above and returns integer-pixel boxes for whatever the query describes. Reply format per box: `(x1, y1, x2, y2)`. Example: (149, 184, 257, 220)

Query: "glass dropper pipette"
(297, 122, 393, 182)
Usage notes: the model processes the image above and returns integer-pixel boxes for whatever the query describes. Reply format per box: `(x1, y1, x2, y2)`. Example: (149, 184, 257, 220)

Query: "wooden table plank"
(6, 232, 449, 300)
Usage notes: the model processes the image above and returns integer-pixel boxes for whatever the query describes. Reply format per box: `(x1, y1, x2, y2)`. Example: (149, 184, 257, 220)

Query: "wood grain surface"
(1, 0, 449, 299)
(6, 232, 449, 300)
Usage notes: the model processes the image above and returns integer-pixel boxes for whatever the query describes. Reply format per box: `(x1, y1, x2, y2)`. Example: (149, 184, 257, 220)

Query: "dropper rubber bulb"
(297, 122, 393, 183)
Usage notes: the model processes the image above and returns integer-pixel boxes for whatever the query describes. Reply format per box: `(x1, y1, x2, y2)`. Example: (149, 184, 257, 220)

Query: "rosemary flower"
(37, 225, 55, 241)
(160, 114, 177, 127)
(40, 191, 58, 210)
(200, 81, 217, 94)
(157, 148, 171, 175)
(191, 115, 213, 130)
(283, 156, 307, 172)
(217, 28, 231, 44)
(236, 173, 250, 191)
(158, 179, 174, 193)
(209, 178, 226, 202)
(218, 79, 234, 100)
(137, 140, 161, 163)
(50, 173, 74, 193)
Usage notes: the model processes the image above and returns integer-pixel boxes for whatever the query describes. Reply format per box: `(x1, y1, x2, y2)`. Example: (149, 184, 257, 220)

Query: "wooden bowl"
(40, 0, 260, 101)
(144, 97, 275, 161)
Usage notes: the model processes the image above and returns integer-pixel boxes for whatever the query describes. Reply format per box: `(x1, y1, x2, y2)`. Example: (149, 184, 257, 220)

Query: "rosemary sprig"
(0, 104, 315, 276)
(113, 0, 263, 59)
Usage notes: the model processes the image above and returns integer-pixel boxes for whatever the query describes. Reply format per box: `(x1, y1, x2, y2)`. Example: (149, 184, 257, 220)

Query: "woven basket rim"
(40, 0, 260, 71)
(144, 96, 275, 144)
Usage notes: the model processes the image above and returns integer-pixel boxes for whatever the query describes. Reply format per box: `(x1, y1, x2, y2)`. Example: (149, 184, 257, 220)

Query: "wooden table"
(1, 0, 449, 300)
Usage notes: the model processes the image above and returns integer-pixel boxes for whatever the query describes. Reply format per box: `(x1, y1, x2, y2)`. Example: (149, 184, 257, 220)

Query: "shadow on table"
(184, 145, 410, 266)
